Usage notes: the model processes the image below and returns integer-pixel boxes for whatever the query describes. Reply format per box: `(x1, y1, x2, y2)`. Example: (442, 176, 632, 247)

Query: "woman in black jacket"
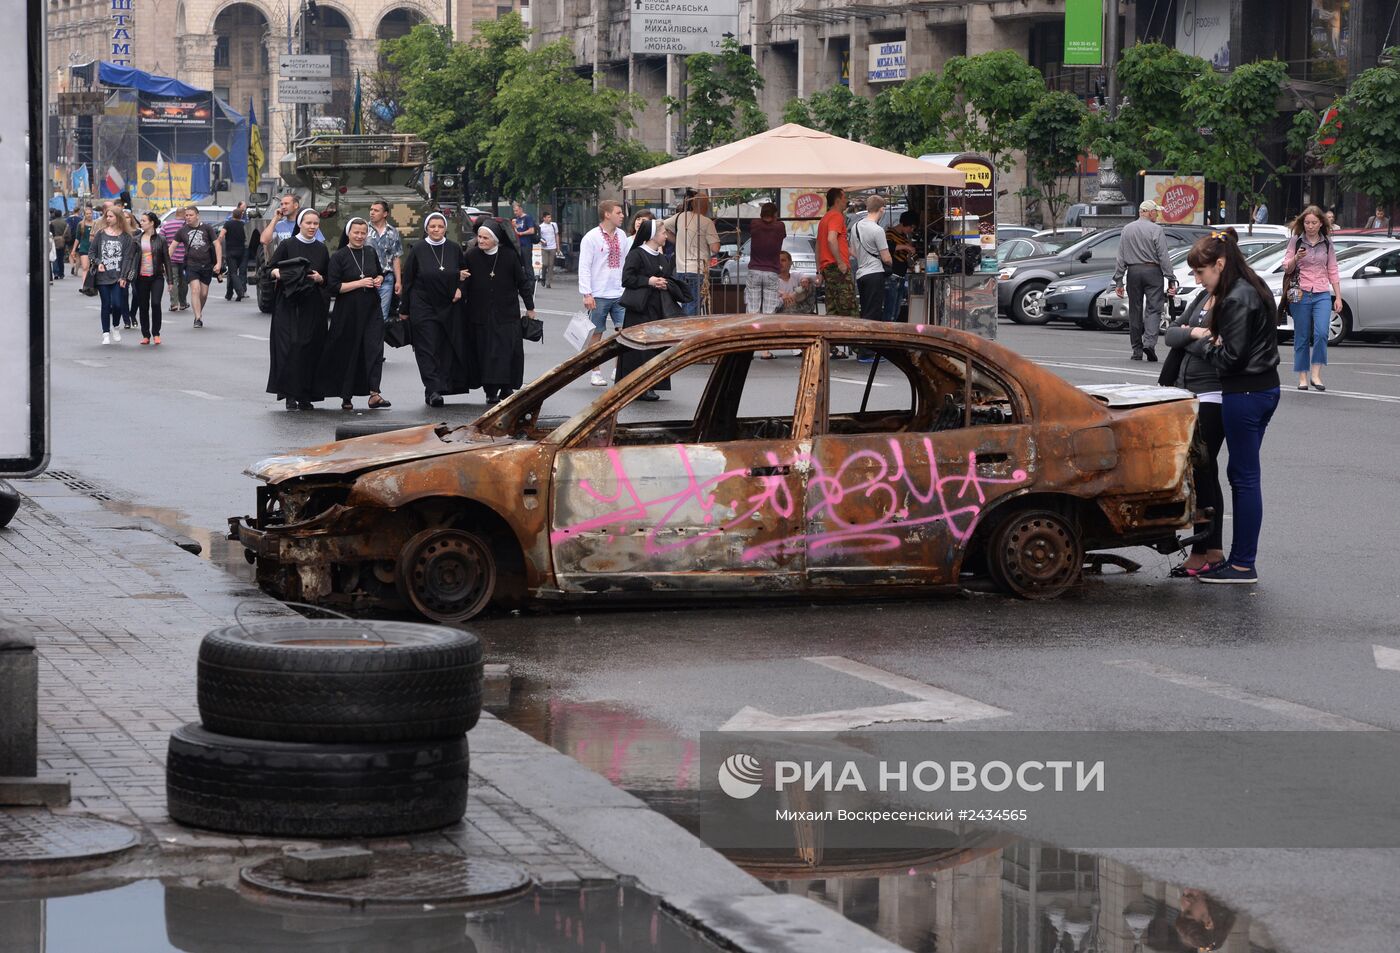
(1182, 230, 1281, 584)
(616, 219, 676, 401)
(134, 212, 169, 345)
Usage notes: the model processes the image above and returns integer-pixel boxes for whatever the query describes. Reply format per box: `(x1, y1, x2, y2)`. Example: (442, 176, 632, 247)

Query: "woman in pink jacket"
(1282, 206, 1342, 391)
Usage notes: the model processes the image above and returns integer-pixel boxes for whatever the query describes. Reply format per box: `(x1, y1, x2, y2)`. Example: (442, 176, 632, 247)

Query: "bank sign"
(867, 41, 907, 83)
(1063, 0, 1104, 66)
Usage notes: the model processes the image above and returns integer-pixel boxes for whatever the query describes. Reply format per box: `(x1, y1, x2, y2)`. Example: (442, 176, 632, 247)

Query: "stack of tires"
(167, 620, 483, 839)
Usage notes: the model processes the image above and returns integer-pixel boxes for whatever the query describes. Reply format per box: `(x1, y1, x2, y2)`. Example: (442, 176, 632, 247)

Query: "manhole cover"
(0, 810, 139, 866)
(241, 853, 531, 907)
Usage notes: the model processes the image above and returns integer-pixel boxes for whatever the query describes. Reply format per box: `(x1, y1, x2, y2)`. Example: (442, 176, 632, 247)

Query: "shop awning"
(622, 124, 966, 191)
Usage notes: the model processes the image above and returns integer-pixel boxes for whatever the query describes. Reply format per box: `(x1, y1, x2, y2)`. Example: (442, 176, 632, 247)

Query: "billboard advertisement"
(1144, 173, 1207, 225)
(1063, 0, 1104, 66)
(139, 99, 212, 127)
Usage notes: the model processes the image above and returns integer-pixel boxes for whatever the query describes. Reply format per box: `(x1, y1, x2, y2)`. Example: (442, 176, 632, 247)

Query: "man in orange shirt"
(817, 188, 858, 330)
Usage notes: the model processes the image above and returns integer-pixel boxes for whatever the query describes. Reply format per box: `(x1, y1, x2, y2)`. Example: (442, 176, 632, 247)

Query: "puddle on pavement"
(500, 683, 1282, 953)
(104, 499, 254, 585)
(0, 878, 725, 952)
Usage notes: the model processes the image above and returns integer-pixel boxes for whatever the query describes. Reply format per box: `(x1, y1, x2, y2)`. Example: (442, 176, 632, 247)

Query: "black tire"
(987, 508, 1083, 600)
(166, 723, 468, 838)
(1009, 281, 1050, 325)
(396, 528, 498, 624)
(334, 420, 423, 442)
(197, 620, 482, 743)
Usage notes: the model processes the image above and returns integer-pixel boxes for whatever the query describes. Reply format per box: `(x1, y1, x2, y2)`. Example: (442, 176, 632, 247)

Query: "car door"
(805, 340, 1034, 587)
(1070, 233, 1122, 276)
(1348, 249, 1400, 331)
(549, 339, 822, 593)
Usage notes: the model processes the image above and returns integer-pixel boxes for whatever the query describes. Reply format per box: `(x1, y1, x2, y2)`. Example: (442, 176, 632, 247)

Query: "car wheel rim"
(1021, 289, 1045, 319)
(1330, 313, 1344, 342)
(400, 531, 495, 623)
(996, 515, 1082, 598)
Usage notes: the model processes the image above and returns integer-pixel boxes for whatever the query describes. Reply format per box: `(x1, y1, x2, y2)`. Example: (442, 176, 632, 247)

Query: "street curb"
(10, 482, 907, 953)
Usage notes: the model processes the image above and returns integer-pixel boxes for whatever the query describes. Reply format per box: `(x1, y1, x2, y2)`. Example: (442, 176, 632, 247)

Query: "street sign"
(278, 54, 331, 79)
(203, 142, 225, 162)
(4, 0, 46, 474)
(279, 81, 333, 105)
(867, 41, 907, 83)
(629, 0, 738, 56)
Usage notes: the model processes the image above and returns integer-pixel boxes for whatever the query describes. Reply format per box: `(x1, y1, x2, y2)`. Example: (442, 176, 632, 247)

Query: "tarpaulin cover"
(97, 62, 207, 98)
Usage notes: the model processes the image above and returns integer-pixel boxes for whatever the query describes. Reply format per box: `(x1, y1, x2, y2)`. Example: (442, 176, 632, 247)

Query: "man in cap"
(1113, 200, 1179, 361)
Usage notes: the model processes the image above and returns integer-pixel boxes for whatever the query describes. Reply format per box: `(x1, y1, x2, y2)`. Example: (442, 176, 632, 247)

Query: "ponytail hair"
(1185, 228, 1276, 333)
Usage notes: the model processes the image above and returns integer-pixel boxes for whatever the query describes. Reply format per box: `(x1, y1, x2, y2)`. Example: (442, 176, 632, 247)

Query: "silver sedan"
(1269, 243, 1400, 345)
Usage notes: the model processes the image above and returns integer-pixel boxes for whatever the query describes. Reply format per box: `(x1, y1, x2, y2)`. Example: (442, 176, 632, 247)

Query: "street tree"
(932, 50, 1046, 172)
(484, 40, 664, 199)
(1021, 91, 1089, 231)
(1085, 43, 1210, 178)
(867, 86, 930, 154)
(781, 84, 871, 142)
(665, 38, 766, 152)
(1325, 48, 1400, 236)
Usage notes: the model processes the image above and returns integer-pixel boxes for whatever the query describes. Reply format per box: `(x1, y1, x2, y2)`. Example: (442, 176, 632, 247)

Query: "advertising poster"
(781, 188, 826, 237)
(139, 99, 212, 126)
(1144, 173, 1206, 225)
(136, 161, 195, 206)
(1063, 0, 1105, 66)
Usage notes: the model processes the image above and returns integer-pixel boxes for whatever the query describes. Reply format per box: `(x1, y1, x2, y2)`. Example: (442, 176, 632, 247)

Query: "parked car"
(1032, 228, 1094, 248)
(997, 225, 1039, 244)
(1270, 243, 1400, 346)
(1090, 236, 1278, 332)
(719, 235, 819, 283)
(997, 237, 1048, 264)
(229, 315, 1201, 619)
(998, 225, 1211, 324)
(1215, 223, 1291, 239)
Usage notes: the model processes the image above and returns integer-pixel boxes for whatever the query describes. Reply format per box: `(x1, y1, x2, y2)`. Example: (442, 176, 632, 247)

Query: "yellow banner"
(135, 161, 194, 209)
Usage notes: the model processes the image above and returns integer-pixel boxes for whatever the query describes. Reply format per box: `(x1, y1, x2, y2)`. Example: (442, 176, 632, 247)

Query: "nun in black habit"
(267, 208, 330, 410)
(399, 212, 476, 407)
(462, 220, 536, 405)
(616, 218, 677, 401)
(318, 217, 391, 410)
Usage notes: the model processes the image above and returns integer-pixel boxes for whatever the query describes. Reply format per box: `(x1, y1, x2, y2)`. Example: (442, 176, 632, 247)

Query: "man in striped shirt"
(160, 214, 189, 311)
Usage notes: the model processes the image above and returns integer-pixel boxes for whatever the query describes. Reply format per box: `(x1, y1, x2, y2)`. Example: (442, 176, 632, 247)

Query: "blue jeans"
(1221, 387, 1280, 568)
(97, 282, 127, 332)
(675, 272, 703, 316)
(1292, 290, 1331, 371)
(589, 297, 626, 332)
(883, 275, 908, 322)
(378, 272, 395, 322)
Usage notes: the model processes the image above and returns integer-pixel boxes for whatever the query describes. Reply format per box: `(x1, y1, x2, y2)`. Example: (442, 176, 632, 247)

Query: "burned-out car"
(229, 316, 1199, 623)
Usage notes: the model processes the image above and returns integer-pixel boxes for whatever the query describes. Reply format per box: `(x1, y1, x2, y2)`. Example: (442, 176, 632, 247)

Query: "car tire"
(1328, 307, 1352, 346)
(396, 528, 498, 624)
(166, 723, 469, 838)
(197, 620, 483, 744)
(1009, 281, 1050, 325)
(987, 508, 1083, 600)
(1089, 298, 1128, 333)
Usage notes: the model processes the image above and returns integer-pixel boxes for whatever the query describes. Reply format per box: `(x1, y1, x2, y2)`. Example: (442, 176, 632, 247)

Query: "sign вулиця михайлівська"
(630, 0, 739, 56)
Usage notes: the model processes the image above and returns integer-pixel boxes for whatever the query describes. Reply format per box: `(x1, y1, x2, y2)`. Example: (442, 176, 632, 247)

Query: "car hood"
(247, 424, 513, 483)
(1077, 383, 1195, 407)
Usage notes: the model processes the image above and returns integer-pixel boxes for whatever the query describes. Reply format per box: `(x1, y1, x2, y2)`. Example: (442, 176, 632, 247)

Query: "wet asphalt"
(44, 276, 1400, 952)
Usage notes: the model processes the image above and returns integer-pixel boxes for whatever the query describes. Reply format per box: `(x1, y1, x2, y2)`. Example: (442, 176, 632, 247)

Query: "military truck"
(256, 133, 436, 313)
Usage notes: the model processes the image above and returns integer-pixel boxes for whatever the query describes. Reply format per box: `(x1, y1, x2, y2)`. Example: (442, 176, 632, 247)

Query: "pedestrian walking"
(318, 217, 391, 411)
(1182, 229, 1281, 584)
(617, 219, 676, 400)
(884, 211, 917, 322)
(65, 206, 83, 276)
(1113, 200, 1180, 361)
(72, 205, 94, 283)
(817, 188, 858, 346)
(221, 204, 249, 302)
(1161, 282, 1227, 577)
(1252, 201, 1269, 226)
(366, 200, 403, 323)
(160, 212, 190, 312)
(1281, 206, 1341, 391)
(1324, 208, 1336, 231)
(260, 192, 323, 261)
(745, 202, 785, 315)
(1364, 205, 1389, 230)
(175, 206, 222, 329)
(133, 212, 169, 346)
(266, 209, 330, 410)
(537, 212, 559, 288)
(47, 210, 68, 281)
(464, 220, 536, 406)
(91, 207, 137, 345)
(512, 201, 537, 283)
(663, 193, 719, 316)
(628, 209, 654, 238)
(578, 200, 631, 386)
(850, 195, 893, 324)
(399, 212, 475, 407)
(121, 210, 141, 325)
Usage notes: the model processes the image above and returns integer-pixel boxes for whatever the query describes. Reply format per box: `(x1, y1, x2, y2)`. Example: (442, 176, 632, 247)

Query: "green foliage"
(867, 87, 928, 153)
(1022, 91, 1090, 230)
(1163, 59, 1288, 209)
(781, 85, 870, 142)
(386, 15, 657, 201)
(934, 50, 1047, 171)
(665, 38, 766, 152)
(1325, 50, 1400, 236)
(1087, 43, 1210, 176)
(1286, 108, 1321, 168)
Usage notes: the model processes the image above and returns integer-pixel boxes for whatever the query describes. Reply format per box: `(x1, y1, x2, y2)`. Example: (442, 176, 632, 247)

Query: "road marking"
(1105, 659, 1382, 731)
(238, 333, 270, 342)
(1356, 370, 1400, 378)
(1374, 645, 1400, 672)
(179, 389, 223, 401)
(1038, 359, 1400, 402)
(73, 359, 108, 367)
(534, 308, 577, 317)
(720, 656, 1008, 731)
(830, 376, 892, 387)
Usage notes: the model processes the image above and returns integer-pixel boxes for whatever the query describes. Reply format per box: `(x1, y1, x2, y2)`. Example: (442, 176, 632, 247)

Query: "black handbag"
(80, 265, 98, 297)
(522, 315, 544, 343)
(384, 317, 411, 348)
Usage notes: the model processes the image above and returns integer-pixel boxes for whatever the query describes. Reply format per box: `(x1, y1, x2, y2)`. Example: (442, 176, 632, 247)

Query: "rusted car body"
(229, 316, 1198, 622)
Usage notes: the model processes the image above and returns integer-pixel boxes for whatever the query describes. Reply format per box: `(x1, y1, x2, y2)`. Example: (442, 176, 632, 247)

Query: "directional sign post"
(629, 0, 739, 56)
(279, 81, 334, 105)
(278, 54, 331, 79)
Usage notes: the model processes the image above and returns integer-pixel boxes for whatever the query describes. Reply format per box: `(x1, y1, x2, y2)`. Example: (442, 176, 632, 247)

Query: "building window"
(327, 38, 350, 77)
(215, 86, 231, 102)
(214, 35, 230, 69)
(496, 3, 513, 16)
